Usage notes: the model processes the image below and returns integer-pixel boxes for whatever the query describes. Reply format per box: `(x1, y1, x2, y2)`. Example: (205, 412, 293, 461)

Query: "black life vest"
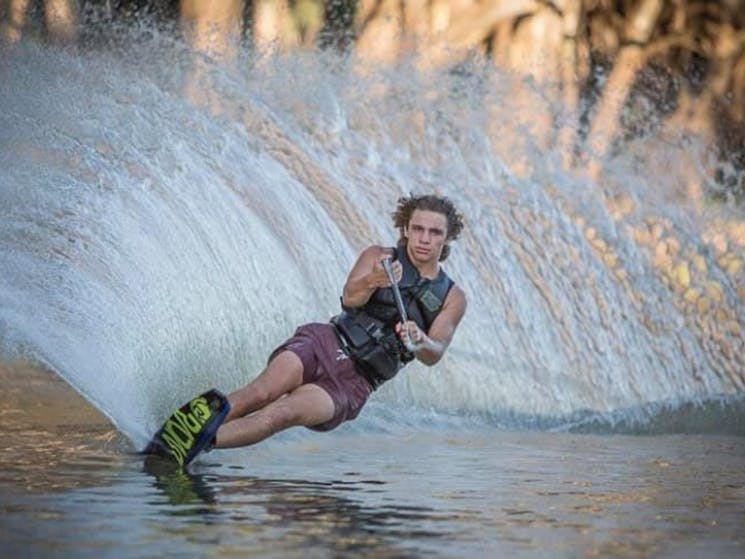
(331, 244, 454, 388)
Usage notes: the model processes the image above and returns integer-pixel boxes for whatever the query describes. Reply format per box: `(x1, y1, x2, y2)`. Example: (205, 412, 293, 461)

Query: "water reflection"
(142, 460, 453, 556)
(0, 362, 131, 494)
(143, 456, 218, 508)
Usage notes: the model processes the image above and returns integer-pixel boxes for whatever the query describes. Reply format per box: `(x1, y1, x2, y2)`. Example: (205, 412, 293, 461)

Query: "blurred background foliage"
(2, 0, 744, 203)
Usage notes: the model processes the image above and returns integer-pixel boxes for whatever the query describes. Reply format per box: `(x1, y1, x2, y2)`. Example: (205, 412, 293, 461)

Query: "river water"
(1, 20, 744, 558)
(1, 363, 743, 559)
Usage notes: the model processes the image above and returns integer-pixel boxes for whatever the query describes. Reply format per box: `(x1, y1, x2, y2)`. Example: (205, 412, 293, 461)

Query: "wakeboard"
(142, 388, 230, 469)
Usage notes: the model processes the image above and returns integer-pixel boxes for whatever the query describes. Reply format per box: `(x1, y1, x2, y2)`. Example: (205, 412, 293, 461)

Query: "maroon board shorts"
(267, 322, 374, 431)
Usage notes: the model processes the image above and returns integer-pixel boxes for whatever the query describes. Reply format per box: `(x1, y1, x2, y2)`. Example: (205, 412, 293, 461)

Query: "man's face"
(404, 209, 448, 266)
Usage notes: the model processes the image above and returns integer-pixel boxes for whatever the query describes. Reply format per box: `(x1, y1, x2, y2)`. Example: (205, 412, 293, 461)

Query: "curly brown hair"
(391, 194, 464, 261)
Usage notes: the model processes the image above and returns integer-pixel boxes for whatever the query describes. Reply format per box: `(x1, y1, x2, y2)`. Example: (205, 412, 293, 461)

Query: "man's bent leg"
(224, 350, 305, 422)
(215, 383, 335, 449)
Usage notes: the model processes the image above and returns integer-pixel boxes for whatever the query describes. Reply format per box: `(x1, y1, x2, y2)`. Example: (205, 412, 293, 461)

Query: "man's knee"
(265, 400, 304, 430)
(230, 381, 272, 415)
(250, 380, 274, 406)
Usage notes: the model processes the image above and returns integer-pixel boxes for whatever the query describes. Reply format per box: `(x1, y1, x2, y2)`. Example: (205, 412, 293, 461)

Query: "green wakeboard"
(142, 389, 230, 469)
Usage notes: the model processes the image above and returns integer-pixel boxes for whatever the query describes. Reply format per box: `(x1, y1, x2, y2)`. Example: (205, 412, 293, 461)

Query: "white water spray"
(1, 35, 743, 444)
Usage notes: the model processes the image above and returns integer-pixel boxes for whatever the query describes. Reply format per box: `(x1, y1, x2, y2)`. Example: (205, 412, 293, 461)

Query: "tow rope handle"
(382, 257, 417, 352)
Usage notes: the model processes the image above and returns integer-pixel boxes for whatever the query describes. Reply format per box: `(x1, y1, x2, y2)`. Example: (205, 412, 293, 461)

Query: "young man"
(213, 194, 467, 449)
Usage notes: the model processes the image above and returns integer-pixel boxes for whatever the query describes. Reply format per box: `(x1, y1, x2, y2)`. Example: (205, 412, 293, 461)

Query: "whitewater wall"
(1, 35, 743, 444)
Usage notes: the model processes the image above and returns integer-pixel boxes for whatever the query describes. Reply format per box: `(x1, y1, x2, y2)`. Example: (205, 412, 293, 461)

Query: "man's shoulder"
(445, 283, 467, 311)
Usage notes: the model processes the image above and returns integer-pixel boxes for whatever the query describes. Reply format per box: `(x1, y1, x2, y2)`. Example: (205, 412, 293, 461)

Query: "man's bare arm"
(342, 246, 400, 308)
